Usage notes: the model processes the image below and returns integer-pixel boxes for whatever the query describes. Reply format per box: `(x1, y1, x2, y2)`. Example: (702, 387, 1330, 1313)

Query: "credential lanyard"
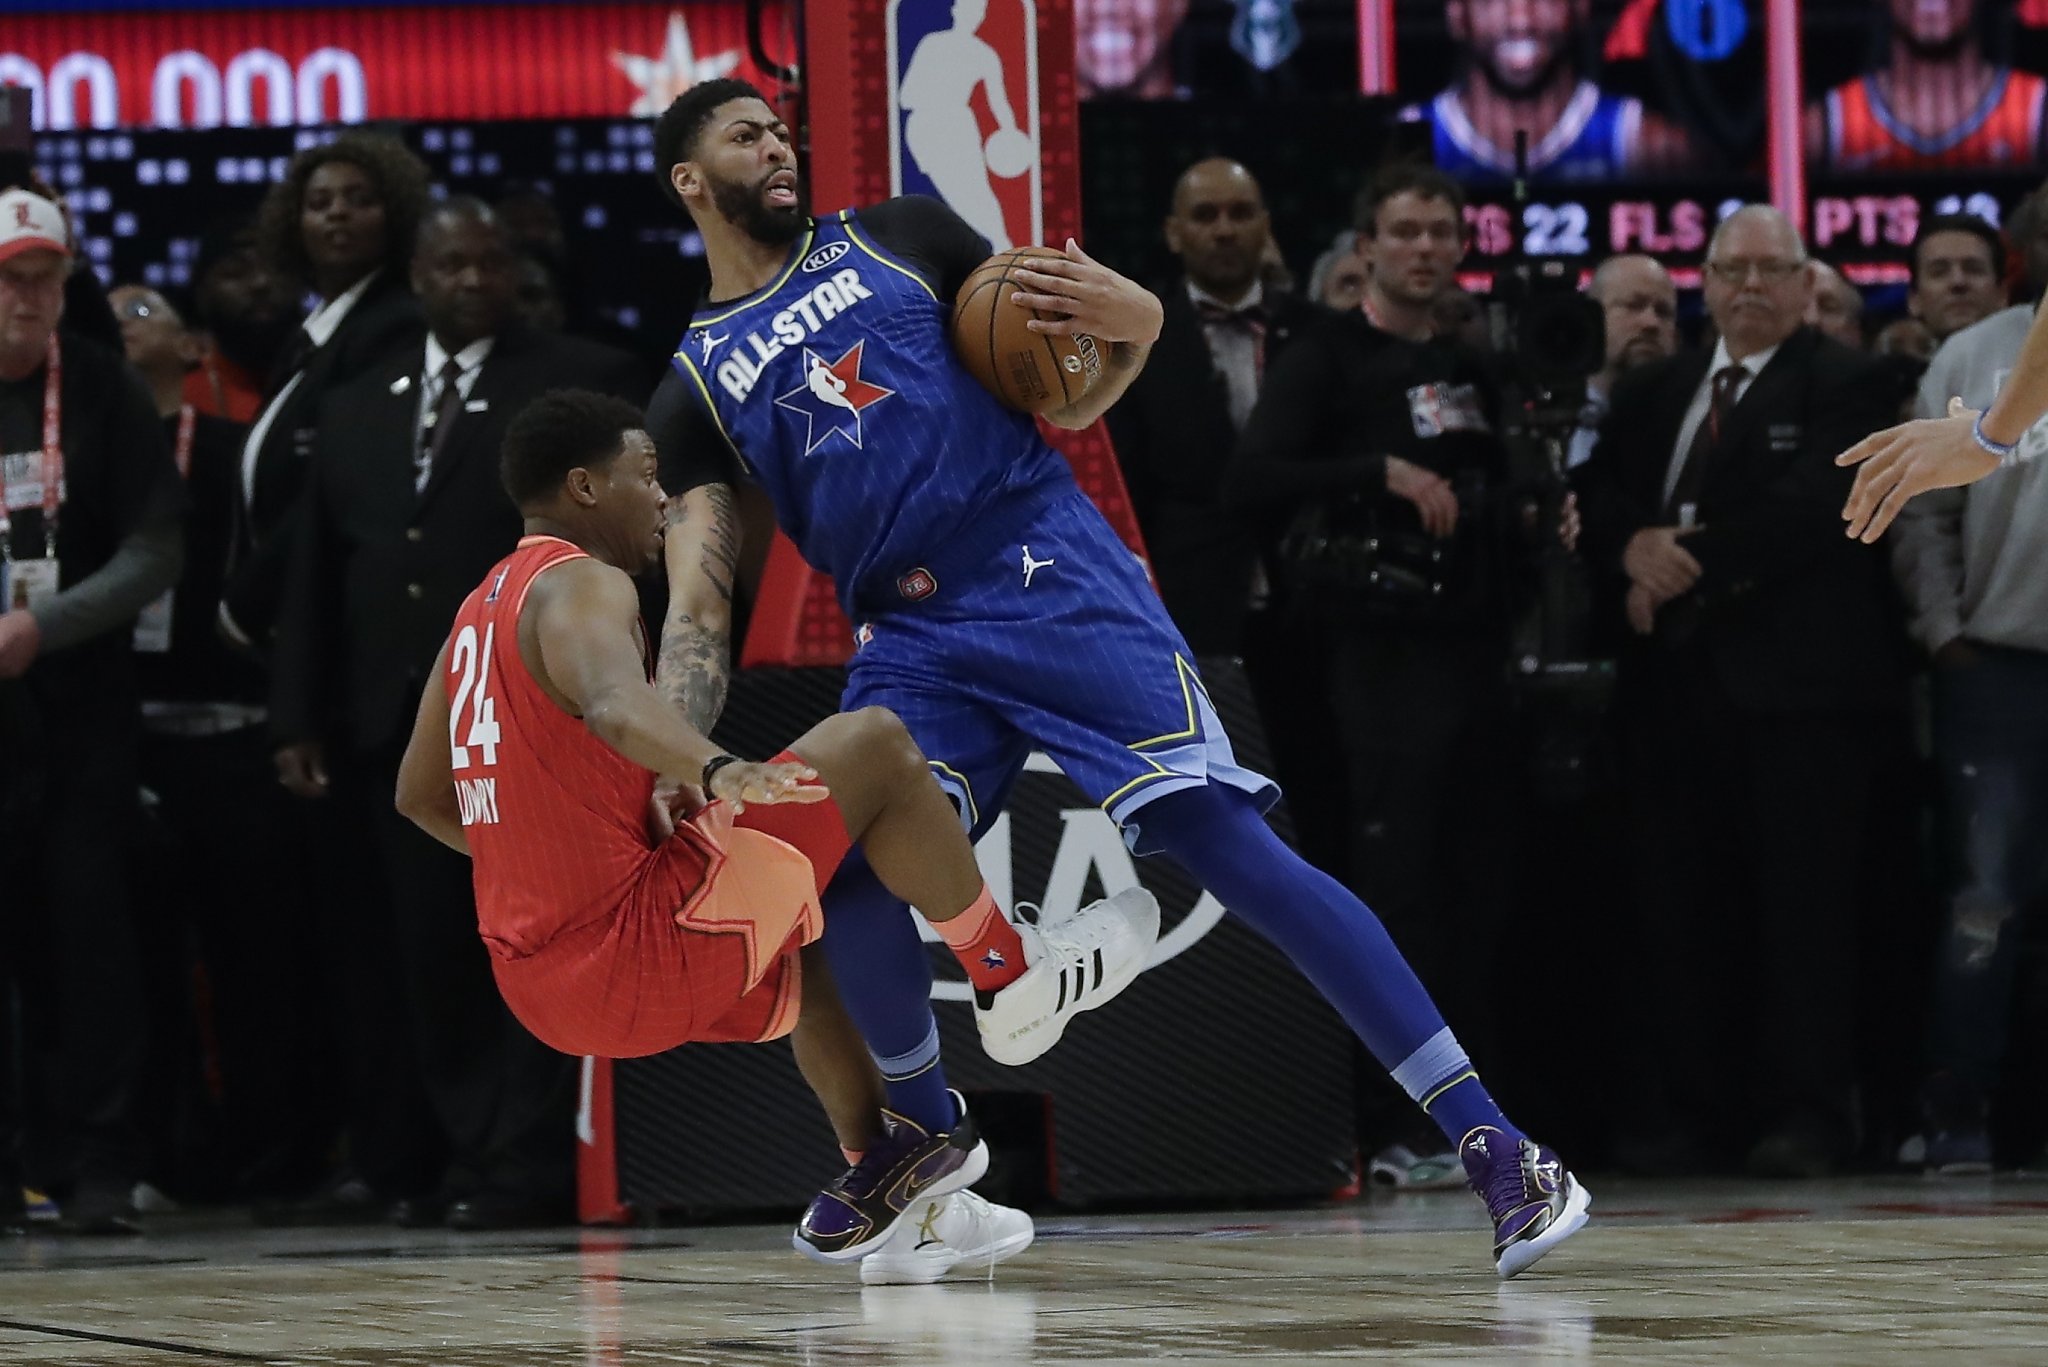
(0, 333, 63, 563)
(173, 402, 195, 478)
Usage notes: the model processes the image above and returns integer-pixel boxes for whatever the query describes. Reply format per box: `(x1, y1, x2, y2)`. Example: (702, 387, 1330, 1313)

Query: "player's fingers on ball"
(1025, 317, 1077, 335)
(1009, 264, 1077, 292)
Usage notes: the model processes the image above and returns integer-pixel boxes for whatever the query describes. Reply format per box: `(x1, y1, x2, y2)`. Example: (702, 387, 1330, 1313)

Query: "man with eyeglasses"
(109, 283, 329, 1204)
(0, 188, 183, 1233)
(1576, 205, 1906, 1180)
(1567, 254, 1678, 471)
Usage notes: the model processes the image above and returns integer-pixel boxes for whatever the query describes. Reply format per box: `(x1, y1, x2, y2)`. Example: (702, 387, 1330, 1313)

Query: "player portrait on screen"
(1417, 0, 1692, 182)
(1808, 0, 2048, 172)
(1073, 0, 1191, 99)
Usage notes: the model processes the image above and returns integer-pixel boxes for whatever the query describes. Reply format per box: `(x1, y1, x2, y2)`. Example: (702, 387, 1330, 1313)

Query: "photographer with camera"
(1228, 163, 1538, 1188)
(1576, 206, 1907, 1178)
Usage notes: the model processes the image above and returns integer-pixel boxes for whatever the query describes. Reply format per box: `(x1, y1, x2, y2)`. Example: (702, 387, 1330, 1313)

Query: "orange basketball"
(951, 247, 1104, 415)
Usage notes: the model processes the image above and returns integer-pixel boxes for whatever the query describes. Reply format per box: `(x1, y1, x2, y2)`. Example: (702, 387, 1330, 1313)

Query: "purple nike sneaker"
(793, 1092, 988, 1263)
(1460, 1126, 1591, 1278)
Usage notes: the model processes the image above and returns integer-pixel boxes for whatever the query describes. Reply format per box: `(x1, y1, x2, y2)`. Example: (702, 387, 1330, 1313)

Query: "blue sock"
(818, 852, 956, 1133)
(1142, 784, 1521, 1150)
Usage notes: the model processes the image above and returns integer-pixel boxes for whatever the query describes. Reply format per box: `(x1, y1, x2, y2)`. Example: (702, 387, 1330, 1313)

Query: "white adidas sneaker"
(859, 1189, 1035, 1285)
(974, 887, 1161, 1066)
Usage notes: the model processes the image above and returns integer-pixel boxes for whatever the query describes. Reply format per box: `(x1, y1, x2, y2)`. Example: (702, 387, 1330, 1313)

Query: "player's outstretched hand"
(708, 760, 830, 814)
(1838, 399, 2001, 543)
(1008, 238, 1163, 345)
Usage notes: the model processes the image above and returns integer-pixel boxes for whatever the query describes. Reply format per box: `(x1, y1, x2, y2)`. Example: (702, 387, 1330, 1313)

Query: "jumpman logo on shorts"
(1021, 545, 1055, 587)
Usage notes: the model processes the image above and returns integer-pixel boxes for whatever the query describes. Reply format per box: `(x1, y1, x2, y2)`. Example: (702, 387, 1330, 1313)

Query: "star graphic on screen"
(774, 342, 896, 455)
(613, 12, 743, 117)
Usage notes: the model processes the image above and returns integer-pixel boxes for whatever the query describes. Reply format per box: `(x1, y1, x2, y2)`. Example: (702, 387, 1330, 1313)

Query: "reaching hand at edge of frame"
(1836, 398, 2001, 543)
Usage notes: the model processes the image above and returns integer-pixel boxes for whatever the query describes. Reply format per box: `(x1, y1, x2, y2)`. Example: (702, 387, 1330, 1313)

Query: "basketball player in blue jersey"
(645, 79, 1590, 1278)
(1418, 0, 1689, 182)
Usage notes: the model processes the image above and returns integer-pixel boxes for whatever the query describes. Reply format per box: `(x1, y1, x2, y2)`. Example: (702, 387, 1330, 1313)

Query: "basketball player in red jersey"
(395, 389, 1155, 1280)
(1807, 0, 2047, 172)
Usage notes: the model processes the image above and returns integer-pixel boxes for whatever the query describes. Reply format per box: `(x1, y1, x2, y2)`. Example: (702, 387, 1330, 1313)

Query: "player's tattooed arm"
(655, 482, 741, 733)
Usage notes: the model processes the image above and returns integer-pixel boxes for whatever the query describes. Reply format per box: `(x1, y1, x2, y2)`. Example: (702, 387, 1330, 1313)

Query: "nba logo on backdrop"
(887, 0, 1042, 251)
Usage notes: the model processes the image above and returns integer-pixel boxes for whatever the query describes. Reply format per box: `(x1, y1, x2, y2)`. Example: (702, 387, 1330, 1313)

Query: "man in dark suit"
(270, 198, 646, 1228)
(1106, 158, 1317, 657)
(1576, 205, 1908, 1178)
(222, 136, 433, 649)
(1103, 158, 1347, 881)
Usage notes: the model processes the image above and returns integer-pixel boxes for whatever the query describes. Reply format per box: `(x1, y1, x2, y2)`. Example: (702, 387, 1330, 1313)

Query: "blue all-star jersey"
(1423, 82, 1644, 183)
(651, 197, 1077, 615)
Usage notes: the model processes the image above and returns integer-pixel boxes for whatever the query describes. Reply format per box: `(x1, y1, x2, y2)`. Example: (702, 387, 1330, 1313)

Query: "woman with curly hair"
(224, 131, 430, 649)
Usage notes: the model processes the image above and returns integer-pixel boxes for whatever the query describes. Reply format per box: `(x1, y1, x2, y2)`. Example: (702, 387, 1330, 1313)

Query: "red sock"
(935, 886, 1026, 992)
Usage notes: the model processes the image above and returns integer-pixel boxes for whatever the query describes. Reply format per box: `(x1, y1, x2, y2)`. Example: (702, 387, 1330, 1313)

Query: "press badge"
(133, 588, 174, 653)
(6, 557, 59, 614)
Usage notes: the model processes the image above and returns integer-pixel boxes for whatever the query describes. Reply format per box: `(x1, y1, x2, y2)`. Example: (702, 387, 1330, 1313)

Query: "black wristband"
(700, 753, 742, 794)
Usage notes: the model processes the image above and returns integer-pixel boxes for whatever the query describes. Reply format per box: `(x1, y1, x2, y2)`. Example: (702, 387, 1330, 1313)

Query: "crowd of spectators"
(2, 127, 2044, 1233)
(1118, 157, 2048, 1191)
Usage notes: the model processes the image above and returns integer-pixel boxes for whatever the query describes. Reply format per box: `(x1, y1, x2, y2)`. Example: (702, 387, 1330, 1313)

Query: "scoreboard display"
(1458, 180, 2031, 286)
(26, 117, 711, 354)
(0, 1, 792, 129)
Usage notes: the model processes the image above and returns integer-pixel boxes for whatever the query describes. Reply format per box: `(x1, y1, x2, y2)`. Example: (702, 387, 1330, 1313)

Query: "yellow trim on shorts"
(1098, 656, 1212, 811)
(691, 226, 817, 326)
(839, 210, 939, 302)
(928, 759, 979, 830)
(1127, 655, 1207, 750)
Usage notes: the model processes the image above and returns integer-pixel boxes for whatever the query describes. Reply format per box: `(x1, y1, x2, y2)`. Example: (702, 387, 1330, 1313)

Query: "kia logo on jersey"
(801, 240, 852, 272)
(886, 0, 1042, 253)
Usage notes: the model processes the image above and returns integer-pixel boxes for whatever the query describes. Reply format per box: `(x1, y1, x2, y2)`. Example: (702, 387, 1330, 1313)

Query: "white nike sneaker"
(974, 887, 1161, 1066)
(859, 1189, 1035, 1285)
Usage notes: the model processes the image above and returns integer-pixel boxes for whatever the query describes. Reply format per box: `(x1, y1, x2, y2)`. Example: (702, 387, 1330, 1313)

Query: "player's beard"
(711, 171, 807, 246)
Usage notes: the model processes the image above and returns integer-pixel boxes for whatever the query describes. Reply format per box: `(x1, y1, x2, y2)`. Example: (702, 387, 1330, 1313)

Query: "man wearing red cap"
(0, 185, 184, 1233)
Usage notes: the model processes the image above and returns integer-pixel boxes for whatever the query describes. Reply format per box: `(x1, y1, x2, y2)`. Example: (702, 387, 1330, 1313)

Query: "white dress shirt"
(1662, 337, 1780, 511)
(239, 269, 383, 504)
(1187, 278, 1265, 432)
(414, 333, 494, 491)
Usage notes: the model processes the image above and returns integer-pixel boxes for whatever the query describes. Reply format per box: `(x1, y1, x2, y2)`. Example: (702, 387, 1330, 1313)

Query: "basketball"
(984, 127, 1034, 179)
(951, 247, 1105, 416)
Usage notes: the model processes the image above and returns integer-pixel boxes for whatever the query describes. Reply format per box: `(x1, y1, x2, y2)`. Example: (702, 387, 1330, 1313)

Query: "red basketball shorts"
(491, 753, 854, 1057)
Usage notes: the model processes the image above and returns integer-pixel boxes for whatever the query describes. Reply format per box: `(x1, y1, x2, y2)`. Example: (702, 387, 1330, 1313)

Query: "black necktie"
(417, 357, 466, 493)
(1666, 365, 1745, 521)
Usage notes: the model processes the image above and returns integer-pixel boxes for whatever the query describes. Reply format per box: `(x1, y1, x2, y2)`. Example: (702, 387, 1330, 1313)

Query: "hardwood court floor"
(2, 1177, 2046, 1365)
